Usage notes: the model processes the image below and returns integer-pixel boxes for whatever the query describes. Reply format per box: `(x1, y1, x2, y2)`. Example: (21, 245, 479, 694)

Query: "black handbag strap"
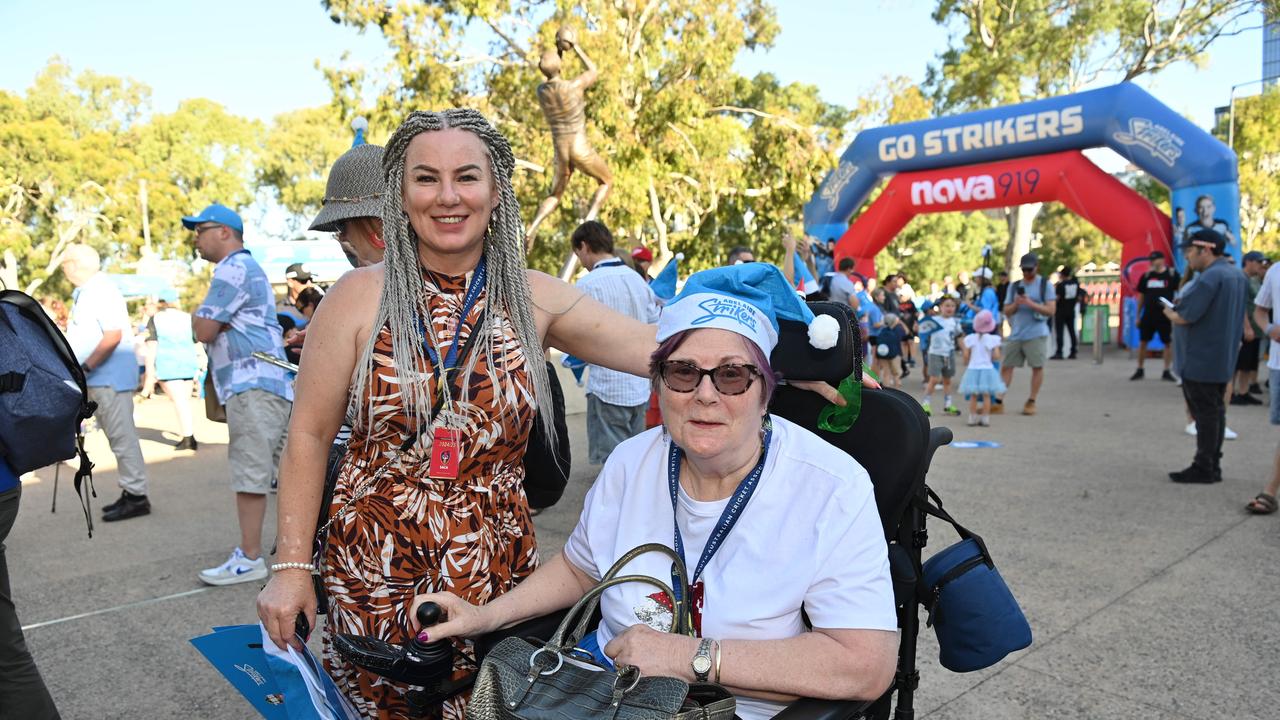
(916, 486, 991, 561)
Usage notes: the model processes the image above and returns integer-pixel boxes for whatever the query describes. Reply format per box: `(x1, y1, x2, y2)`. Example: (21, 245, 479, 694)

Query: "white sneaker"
(199, 547, 268, 586)
(1184, 422, 1239, 441)
(980, 415, 991, 426)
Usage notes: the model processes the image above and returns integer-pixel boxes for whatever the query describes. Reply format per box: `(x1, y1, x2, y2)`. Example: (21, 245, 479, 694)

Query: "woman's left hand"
(603, 625, 698, 680)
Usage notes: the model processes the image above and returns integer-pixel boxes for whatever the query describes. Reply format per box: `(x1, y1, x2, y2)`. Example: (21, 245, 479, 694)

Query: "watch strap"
(691, 637, 713, 681)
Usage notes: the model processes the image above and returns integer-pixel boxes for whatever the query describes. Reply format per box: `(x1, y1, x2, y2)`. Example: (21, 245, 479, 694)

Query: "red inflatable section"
(835, 150, 1173, 290)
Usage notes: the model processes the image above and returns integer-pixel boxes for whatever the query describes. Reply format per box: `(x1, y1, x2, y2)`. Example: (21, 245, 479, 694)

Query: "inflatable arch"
(804, 82, 1239, 285)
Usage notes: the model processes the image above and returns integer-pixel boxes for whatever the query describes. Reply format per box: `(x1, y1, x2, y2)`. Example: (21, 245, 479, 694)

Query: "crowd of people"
(5, 104, 1276, 720)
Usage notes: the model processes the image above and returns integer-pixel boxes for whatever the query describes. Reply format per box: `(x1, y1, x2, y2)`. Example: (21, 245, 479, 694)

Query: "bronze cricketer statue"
(525, 27, 613, 254)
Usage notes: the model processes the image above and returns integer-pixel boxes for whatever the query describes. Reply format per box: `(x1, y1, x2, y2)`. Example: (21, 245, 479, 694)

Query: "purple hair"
(649, 329, 779, 403)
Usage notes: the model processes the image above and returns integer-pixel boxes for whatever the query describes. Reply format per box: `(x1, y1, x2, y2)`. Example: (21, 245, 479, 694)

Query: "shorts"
(1004, 336, 1049, 369)
(1236, 337, 1261, 372)
(1139, 318, 1172, 344)
(927, 353, 955, 379)
(226, 389, 291, 494)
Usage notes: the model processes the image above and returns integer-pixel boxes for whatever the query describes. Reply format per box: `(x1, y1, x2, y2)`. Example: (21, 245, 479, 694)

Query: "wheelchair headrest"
(770, 386, 931, 538)
(770, 301, 862, 384)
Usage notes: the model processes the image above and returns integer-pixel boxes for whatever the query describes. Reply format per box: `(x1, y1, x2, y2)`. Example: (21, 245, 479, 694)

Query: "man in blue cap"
(186, 204, 294, 585)
(1163, 229, 1248, 484)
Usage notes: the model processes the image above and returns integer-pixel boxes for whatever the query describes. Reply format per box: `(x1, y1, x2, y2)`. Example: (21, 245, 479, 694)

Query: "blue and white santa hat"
(650, 252, 683, 301)
(656, 263, 840, 356)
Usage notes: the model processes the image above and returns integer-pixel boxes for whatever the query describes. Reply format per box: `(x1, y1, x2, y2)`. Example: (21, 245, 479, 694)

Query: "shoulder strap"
(1040, 276, 1048, 299)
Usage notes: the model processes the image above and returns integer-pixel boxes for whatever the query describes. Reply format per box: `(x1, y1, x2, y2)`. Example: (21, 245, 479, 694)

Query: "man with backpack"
(187, 204, 293, 586)
(998, 252, 1056, 416)
(60, 244, 152, 522)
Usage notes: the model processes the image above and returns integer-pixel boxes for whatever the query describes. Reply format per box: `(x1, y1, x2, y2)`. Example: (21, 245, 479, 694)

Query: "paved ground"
(8, 348, 1278, 719)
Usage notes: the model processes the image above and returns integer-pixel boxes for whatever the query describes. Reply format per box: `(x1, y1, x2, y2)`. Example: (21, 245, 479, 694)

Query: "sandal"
(1246, 493, 1278, 515)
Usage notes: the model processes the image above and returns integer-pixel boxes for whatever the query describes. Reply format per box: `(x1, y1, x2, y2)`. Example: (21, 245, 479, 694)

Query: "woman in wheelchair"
(412, 265, 899, 719)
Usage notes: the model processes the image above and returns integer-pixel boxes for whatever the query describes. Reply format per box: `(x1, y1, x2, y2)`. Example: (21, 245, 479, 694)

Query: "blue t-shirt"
(66, 273, 139, 392)
(862, 294, 884, 334)
(0, 456, 17, 494)
(1003, 275, 1052, 341)
(877, 325, 904, 358)
(195, 250, 294, 404)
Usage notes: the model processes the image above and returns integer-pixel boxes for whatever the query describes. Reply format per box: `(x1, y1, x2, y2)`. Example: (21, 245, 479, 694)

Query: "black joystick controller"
(403, 602, 454, 674)
(332, 601, 457, 687)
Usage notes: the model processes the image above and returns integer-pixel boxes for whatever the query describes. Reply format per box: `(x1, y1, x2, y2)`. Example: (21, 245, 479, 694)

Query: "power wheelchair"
(335, 302, 952, 719)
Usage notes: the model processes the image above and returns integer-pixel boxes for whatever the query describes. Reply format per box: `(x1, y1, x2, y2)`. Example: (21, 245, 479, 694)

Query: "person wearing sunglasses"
(412, 263, 897, 719)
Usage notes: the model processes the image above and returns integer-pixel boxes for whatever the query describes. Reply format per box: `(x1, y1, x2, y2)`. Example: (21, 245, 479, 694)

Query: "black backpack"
(0, 290, 98, 535)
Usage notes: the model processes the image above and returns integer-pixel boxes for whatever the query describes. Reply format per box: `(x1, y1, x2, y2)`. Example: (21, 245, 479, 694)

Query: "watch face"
(692, 656, 712, 673)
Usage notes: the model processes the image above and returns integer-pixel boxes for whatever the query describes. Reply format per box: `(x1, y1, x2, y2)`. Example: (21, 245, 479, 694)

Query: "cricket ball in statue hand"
(555, 26, 576, 53)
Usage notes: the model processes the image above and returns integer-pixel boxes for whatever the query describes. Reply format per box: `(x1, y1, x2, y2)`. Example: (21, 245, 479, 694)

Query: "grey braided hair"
(349, 108, 555, 446)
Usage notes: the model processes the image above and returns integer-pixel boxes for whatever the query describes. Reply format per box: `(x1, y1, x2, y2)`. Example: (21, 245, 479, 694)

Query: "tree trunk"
(1004, 203, 1043, 270)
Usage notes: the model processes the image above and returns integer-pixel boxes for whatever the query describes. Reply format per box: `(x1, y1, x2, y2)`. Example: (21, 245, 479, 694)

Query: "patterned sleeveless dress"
(320, 268, 540, 719)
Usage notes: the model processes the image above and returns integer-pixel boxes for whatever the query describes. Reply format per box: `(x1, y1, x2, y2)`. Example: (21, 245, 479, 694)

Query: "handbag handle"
(547, 574, 679, 652)
(558, 543, 694, 645)
(917, 486, 992, 564)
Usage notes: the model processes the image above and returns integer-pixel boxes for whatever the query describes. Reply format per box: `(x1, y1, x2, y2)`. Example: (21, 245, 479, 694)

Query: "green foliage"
(1032, 202, 1117, 272)
(257, 106, 354, 218)
(878, 210, 1007, 286)
(927, 0, 1261, 112)
(1226, 88, 1280, 255)
(314, 0, 850, 274)
(0, 58, 260, 294)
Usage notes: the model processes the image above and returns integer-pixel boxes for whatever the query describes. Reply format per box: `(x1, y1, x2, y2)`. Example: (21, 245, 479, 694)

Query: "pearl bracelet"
(270, 561, 316, 573)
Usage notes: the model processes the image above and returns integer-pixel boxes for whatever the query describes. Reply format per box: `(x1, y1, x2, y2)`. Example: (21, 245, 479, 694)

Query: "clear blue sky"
(1, 1, 1266, 131)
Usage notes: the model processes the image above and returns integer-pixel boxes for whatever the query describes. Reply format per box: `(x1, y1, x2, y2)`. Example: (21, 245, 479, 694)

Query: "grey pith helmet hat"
(309, 143, 386, 232)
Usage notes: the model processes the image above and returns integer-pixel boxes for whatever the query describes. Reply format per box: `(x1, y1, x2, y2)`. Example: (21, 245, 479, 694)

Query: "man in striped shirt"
(572, 221, 662, 464)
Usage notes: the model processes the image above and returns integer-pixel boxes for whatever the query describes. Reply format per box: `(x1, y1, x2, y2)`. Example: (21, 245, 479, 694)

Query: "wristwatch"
(691, 638, 714, 682)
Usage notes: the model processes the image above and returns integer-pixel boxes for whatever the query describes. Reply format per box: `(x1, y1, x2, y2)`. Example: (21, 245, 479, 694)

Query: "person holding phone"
(1163, 229, 1248, 484)
(1132, 251, 1178, 382)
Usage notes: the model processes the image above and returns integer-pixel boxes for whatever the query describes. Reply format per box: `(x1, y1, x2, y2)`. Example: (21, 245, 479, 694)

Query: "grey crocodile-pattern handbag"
(466, 543, 736, 720)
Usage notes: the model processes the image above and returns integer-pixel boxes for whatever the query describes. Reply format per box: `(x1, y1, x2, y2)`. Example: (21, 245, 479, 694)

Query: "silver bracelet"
(269, 561, 316, 573)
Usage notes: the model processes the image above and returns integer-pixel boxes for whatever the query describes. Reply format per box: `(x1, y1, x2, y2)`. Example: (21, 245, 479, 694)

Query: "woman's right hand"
(257, 570, 317, 651)
(409, 593, 497, 642)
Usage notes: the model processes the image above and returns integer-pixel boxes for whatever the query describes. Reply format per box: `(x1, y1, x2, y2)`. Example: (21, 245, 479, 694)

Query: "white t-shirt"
(563, 417, 896, 720)
(963, 333, 1002, 370)
(927, 316, 961, 355)
(1254, 263, 1280, 371)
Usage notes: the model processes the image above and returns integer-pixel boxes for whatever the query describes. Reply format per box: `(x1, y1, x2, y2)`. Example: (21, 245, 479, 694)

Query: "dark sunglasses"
(659, 361, 760, 395)
(194, 224, 223, 237)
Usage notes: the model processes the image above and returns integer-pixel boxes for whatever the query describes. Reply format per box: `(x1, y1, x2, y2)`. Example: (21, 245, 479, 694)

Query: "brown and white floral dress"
(321, 268, 539, 719)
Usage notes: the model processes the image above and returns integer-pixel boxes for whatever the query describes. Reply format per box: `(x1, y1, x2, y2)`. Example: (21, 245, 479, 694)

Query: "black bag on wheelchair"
(918, 488, 1031, 673)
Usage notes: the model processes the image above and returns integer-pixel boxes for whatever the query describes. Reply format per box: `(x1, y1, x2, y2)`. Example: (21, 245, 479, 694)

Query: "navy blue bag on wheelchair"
(918, 487, 1031, 672)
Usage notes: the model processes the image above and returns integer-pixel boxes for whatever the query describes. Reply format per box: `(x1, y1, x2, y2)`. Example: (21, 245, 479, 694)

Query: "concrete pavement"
(6, 348, 1277, 718)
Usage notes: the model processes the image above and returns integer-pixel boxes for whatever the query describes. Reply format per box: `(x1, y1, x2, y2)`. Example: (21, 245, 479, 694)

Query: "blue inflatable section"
(806, 83, 1239, 257)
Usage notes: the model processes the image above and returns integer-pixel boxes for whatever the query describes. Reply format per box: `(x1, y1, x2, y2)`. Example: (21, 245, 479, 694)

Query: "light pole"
(1228, 78, 1267, 150)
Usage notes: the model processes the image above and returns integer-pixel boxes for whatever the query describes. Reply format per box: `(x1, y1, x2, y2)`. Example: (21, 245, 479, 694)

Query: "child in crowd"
(920, 295, 963, 416)
(874, 313, 906, 388)
(959, 309, 1007, 426)
(866, 287, 887, 362)
(916, 299, 939, 388)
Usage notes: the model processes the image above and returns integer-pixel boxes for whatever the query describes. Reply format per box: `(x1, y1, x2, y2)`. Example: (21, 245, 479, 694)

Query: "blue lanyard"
(593, 259, 624, 269)
(417, 256, 487, 373)
(666, 427, 771, 602)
